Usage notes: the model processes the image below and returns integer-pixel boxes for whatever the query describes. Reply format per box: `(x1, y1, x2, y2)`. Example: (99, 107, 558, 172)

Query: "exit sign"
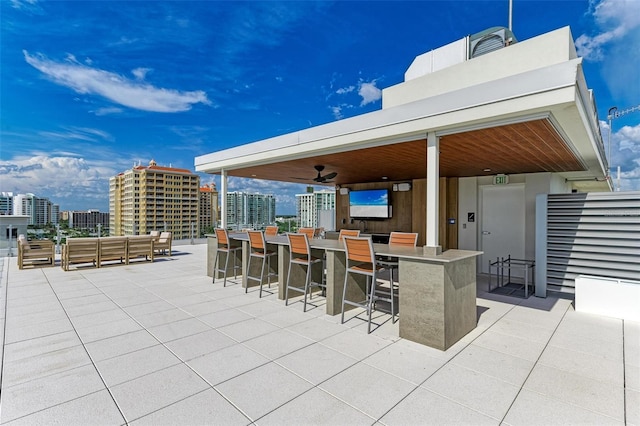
(493, 174, 509, 185)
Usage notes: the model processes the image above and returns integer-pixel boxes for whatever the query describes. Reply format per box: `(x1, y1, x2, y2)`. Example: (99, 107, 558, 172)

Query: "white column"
(426, 132, 441, 253)
(220, 169, 227, 229)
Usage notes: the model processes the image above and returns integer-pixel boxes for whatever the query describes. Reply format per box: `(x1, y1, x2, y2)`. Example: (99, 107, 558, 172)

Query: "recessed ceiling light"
(483, 168, 491, 172)
(251, 174, 257, 177)
(381, 176, 388, 180)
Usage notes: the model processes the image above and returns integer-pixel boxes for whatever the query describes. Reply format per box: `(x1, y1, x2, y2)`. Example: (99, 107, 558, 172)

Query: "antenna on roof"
(508, 0, 513, 31)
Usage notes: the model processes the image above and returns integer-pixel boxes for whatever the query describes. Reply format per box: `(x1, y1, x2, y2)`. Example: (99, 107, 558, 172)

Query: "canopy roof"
(195, 27, 610, 192)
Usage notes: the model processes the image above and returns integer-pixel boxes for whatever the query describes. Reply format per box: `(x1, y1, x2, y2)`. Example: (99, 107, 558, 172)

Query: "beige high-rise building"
(109, 160, 200, 239)
(199, 183, 218, 235)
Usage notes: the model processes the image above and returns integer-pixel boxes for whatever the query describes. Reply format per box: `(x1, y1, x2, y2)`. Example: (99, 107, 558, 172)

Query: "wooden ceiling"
(225, 119, 585, 186)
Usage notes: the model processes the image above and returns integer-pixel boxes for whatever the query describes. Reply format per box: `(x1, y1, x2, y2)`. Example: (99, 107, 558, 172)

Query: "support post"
(7, 224, 13, 257)
(535, 193, 547, 297)
(220, 169, 227, 229)
(425, 132, 441, 255)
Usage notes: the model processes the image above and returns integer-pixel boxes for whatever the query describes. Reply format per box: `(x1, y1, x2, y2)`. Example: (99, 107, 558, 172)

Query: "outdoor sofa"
(17, 235, 55, 270)
(61, 235, 157, 271)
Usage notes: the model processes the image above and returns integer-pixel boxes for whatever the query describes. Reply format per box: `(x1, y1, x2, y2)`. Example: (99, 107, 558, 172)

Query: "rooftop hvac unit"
(468, 27, 516, 59)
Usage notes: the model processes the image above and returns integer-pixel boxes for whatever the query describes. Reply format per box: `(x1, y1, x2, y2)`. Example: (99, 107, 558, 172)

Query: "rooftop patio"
(1, 242, 637, 425)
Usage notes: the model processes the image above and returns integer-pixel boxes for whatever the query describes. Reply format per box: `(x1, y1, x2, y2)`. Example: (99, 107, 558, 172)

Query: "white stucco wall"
(0, 215, 29, 255)
(457, 177, 478, 251)
(383, 27, 577, 109)
(458, 172, 574, 270)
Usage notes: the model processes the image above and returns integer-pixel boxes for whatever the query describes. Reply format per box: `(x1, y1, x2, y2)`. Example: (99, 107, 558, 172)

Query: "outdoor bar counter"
(208, 234, 482, 350)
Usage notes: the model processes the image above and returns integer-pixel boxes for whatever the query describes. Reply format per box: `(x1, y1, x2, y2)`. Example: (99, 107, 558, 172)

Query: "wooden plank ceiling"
(226, 119, 585, 186)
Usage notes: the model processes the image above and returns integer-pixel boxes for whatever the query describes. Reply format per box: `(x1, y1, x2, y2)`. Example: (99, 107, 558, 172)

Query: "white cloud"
(92, 107, 124, 116)
(65, 53, 79, 64)
(0, 155, 118, 208)
(329, 79, 381, 119)
(132, 67, 151, 80)
(10, 0, 41, 12)
(358, 80, 381, 106)
(331, 106, 344, 120)
(23, 51, 211, 113)
(576, 0, 640, 61)
(38, 126, 114, 143)
(617, 124, 640, 153)
(111, 36, 139, 47)
(336, 85, 355, 95)
(601, 120, 640, 191)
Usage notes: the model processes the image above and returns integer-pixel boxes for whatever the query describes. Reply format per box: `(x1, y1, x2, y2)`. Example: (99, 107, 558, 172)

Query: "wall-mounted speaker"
(393, 183, 411, 192)
(339, 187, 350, 195)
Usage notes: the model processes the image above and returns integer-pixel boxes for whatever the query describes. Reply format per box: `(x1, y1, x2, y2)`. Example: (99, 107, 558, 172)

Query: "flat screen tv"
(349, 188, 391, 219)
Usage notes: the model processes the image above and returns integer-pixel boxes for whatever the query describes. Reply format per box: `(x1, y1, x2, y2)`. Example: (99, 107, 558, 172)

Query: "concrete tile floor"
(0, 244, 637, 425)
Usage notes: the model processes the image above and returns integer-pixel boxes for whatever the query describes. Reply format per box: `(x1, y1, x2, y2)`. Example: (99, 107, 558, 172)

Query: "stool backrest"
(298, 227, 315, 240)
(389, 232, 418, 247)
(343, 236, 374, 264)
(265, 226, 278, 237)
(287, 233, 310, 257)
(338, 229, 360, 241)
(248, 230, 266, 251)
(215, 228, 230, 246)
(314, 227, 324, 238)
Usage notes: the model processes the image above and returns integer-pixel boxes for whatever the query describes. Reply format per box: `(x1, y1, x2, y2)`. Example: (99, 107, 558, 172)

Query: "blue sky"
(1, 0, 639, 215)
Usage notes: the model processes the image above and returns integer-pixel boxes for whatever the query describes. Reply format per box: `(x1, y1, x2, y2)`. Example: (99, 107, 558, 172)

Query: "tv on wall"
(349, 188, 391, 219)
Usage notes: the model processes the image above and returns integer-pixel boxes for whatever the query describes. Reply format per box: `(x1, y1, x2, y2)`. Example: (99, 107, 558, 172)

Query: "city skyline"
(2, 0, 639, 215)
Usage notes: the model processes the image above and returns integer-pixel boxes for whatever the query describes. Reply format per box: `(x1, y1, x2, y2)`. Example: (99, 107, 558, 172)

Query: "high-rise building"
(9, 193, 59, 225)
(109, 160, 200, 239)
(226, 191, 276, 230)
(296, 188, 336, 229)
(0, 192, 14, 215)
(199, 183, 218, 235)
(67, 210, 110, 231)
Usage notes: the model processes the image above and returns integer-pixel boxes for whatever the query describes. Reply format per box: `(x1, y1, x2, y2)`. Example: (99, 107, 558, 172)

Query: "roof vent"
(469, 27, 516, 59)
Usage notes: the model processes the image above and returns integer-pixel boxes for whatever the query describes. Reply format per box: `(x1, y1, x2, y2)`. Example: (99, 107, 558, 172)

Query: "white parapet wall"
(575, 275, 640, 322)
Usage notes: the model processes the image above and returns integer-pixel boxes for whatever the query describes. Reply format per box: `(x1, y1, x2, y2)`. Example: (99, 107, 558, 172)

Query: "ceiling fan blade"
(322, 172, 337, 180)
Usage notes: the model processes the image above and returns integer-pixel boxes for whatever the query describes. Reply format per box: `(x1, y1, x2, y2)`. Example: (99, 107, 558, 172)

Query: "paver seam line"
(78, 272, 259, 424)
(0, 266, 123, 424)
(121, 387, 250, 425)
(222, 317, 392, 425)
(1, 254, 404, 424)
(36, 267, 129, 424)
(250, 323, 404, 423)
(369, 293, 526, 423)
(251, 384, 380, 425)
(0, 257, 9, 422)
(496, 299, 624, 424)
(622, 318, 627, 425)
(165, 284, 387, 422)
(0, 388, 115, 425)
(0, 248, 204, 424)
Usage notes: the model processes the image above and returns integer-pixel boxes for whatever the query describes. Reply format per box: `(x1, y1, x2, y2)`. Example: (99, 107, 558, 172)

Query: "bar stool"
(338, 229, 360, 241)
(341, 236, 387, 334)
(375, 232, 418, 323)
(265, 226, 278, 237)
(246, 230, 278, 297)
(285, 233, 325, 311)
(298, 227, 315, 240)
(213, 228, 242, 286)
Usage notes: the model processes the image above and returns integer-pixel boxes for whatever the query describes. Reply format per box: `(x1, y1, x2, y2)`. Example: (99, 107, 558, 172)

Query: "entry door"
(480, 185, 525, 275)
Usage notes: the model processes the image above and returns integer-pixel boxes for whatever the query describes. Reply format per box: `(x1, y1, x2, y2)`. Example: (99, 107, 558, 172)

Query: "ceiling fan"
(293, 165, 337, 183)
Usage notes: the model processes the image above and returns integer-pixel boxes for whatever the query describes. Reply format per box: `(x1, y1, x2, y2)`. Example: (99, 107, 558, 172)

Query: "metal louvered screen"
(537, 192, 640, 293)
